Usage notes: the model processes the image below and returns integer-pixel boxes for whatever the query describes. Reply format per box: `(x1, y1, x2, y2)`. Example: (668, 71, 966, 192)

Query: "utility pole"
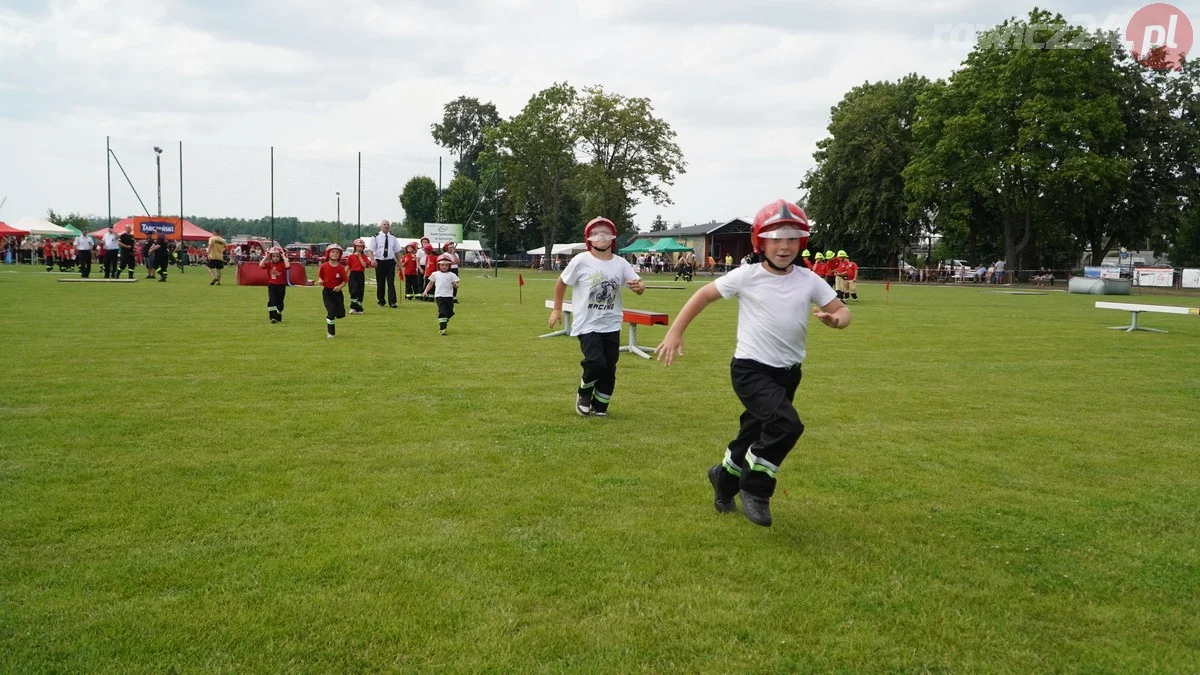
(153, 146, 163, 216)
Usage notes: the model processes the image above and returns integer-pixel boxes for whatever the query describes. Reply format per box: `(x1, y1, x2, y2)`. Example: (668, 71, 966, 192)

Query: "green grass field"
(2, 264, 1198, 672)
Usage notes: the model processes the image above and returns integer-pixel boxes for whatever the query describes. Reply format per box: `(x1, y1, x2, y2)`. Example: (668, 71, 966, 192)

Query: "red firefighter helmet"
(436, 253, 453, 267)
(584, 217, 618, 253)
(352, 238, 365, 249)
(751, 199, 810, 254)
(325, 243, 344, 260)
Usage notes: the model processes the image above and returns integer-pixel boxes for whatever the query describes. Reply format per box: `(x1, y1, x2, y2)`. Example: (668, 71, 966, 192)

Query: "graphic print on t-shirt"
(586, 270, 620, 311)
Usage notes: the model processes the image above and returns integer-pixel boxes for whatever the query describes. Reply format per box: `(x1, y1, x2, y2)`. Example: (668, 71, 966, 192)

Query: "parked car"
(286, 242, 331, 264)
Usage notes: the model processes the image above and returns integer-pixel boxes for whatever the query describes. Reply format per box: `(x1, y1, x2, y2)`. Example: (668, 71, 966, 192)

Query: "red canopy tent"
(0, 221, 30, 237)
(90, 218, 216, 241)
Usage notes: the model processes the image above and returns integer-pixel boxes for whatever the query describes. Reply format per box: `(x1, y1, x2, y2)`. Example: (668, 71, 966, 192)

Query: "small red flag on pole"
(885, 279, 890, 304)
(518, 273, 524, 303)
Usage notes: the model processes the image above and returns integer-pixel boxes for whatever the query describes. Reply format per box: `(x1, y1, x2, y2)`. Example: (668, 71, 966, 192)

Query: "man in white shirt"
(100, 228, 119, 279)
(549, 217, 645, 417)
(366, 220, 402, 307)
(656, 199, 850, 527)
(73, 231, 96, 278)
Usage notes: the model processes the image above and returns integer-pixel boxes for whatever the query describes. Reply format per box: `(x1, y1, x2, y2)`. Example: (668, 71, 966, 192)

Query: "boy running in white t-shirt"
(655, 199, 851, 527)
(422, 254, 460, 335)
(549, 217, 645, 417)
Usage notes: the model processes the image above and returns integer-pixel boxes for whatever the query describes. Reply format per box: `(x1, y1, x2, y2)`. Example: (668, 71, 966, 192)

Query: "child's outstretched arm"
(813, 299, 851, 329)
(549, 278, 568, 329)
(422, 279, 434, 296)
(655, 282, 723, 366)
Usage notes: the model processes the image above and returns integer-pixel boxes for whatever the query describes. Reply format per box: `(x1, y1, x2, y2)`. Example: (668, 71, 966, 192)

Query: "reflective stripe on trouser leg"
(592, 391, 611, 405)
(722, 448, 743, 477)
(745, 446, 779, 479)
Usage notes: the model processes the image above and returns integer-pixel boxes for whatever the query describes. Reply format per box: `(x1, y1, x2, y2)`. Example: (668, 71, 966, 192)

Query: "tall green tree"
(431, 97, 501, 182)
(650, 214, 667, 232)
(482, 83, 579, 268)
(801, 74, 930, 266)
(400, 176, 439, 237)
(575, 85, 685, 233)
(906, 10, 1131, 272)
(438, 175, 480, 232)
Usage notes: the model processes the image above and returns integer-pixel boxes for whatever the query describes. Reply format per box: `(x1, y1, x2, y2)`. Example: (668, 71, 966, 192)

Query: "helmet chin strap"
(763, 255, 794, 272)
(591, 242, 612, 252)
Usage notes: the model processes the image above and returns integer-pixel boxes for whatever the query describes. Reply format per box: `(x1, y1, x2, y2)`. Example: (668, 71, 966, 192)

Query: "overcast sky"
(0, 0, 1153, 230)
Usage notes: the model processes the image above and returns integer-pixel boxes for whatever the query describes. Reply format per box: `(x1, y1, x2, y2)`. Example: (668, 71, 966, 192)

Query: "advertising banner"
(1134, 268, 1173, 288)
(423, 223, 463, 248)
(1182, 269, 1200, 289)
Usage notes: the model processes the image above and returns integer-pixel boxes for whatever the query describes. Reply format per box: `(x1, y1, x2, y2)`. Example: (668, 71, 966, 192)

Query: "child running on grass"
(655, 199, 851, 527)
(260, 246, 289, 323)
(319, 244, 348, 337)
(422, 254, 459, 335)
(548, 216, 645, 418)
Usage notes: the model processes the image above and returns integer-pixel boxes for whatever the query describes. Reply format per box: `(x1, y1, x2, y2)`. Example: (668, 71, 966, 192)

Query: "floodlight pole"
(154, 146, 163, 216)
(106, 136, 111, 229)
(357, 151, 361, 239)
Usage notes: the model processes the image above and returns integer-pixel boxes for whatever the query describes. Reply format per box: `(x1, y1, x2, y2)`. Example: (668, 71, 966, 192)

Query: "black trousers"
(405, 273, 422, 299)
(717, 358, 805, 499)
(103, 250, 118, 278)
(375, 259, 397, 306)
(118, 250, 135, 277)
(267, 284, 286, 321)
(436, 296, 455, 329)
(78, 250, 92, 278)
(323, 288, 346, 335)
(155, 255, 169, 280)
(577, 331, 620, 413)
(348, 271, 365, 311)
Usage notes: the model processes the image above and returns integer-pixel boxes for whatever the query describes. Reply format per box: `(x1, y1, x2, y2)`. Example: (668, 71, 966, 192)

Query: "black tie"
(382, 234, 389, 259)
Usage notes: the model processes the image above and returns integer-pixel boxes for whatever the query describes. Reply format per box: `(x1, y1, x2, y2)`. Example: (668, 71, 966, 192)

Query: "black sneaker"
(592, 410, 608, 417)
(210, 279, 217, 285)
(740, 491, 772, 527)
(575, 394, 592, 416)
(707, 465, 737, 514)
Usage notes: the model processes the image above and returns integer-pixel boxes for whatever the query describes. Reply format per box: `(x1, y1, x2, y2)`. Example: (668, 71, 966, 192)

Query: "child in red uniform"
(812, 251, 826, 280)
(345, 238, 373, 314)
(259, 246, 290, 323)
(319, 244, 349, 337)
(656, 199, 851, 527)
(421, 244, 437, 301)
(43, 240, 54, 271)
(400, 243, 420, 300)
(841, 253, 859, 302)
(800, 249, 813, 270)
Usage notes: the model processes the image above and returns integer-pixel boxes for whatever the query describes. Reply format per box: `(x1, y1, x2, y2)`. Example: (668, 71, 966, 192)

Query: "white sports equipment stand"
(540, 300, 663, 359)
(1095, 301, 1199, 333)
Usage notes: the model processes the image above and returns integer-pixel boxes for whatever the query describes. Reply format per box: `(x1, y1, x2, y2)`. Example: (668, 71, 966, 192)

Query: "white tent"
(526, 242, 586, 255)
(13, 217, 73, 237)
(457, 239, 486, 251)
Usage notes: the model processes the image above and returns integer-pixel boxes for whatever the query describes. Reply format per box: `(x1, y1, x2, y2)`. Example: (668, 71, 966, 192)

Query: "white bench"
(540, 300, 670, 359)
(1095, 301, 1199, 333)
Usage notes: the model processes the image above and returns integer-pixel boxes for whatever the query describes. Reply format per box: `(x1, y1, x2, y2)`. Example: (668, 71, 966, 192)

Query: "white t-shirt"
(416, 248, 428, 267)
(429, 271, 459, 298)
(714, 263, 838, 368)
(559, 252, 641, 336)
(102, 232, 119, 249)
(74, 235, 95, 251)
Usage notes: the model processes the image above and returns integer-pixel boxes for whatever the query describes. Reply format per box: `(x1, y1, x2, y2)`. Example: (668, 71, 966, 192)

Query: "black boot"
(707, 465, 738, 514)
(740, 491, 772, 527)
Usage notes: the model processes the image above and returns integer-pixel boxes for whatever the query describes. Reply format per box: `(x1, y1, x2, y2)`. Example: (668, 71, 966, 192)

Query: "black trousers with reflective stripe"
(267, 283, 286, 320)
(348, 271, 365, 310)
(726, 358, 804, 498)
(578, 331, 620, 411)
